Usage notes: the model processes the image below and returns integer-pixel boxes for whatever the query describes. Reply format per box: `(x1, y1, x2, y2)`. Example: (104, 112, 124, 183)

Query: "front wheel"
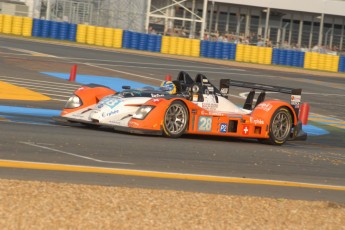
(259, 107, 292, 145)
(162, 101, 188, 138)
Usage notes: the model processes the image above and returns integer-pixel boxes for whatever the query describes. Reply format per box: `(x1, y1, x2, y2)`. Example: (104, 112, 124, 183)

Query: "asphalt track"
(0, 35, 345, 202)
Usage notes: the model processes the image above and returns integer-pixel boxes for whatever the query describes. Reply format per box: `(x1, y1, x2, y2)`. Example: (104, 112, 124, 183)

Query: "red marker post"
(69, 64, 78, 82)
(299, 103, 310, 125)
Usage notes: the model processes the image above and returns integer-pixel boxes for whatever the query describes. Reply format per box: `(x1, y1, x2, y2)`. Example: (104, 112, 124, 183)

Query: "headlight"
(65, 95, 82, 109)
(132, 106, 154, 120)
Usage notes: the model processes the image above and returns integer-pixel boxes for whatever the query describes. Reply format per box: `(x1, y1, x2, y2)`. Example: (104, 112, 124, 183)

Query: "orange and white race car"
(57, 71, 307, 145)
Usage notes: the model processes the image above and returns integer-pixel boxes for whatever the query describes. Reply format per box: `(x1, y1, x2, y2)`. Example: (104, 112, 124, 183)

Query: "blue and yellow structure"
(1, 13, 345, 73)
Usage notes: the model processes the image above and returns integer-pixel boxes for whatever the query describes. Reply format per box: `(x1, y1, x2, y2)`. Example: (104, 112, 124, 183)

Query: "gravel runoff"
(0, 179, 344, 229)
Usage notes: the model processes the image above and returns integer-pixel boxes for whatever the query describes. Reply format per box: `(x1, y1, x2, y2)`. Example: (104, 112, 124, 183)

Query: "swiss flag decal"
(242, 125, 250, 135)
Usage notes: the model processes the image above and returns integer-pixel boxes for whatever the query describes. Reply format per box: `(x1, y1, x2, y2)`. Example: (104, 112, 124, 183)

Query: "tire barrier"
(41, 20, 51, 38)
(95, 26, 105, 46)
(2, 15, 13, 34)
(31, 19, 75, 41)
(12, 16, 23, 35)
(0, 15, 3, 33)
(130, 32, 140, 49)
(68, 24, 77, 42)
(86, 25, 96, 45)
(103, 28, 114, 47)
(191, 39, 200, 57)
(76, 24, 87, 43)
(139, 33, 148, 50)
(59, 22, 69, 40)
(122, 30, 161, 52)
(0, 14, 32, 37)
(22, 17, 33, 37)
(75, 25, 123, 48)
(339, 56, 345, 72)
(272, 49, 305, 67)
(161, 36, 170, 54)
(50, 21, 59, 39)
(201, 41, 237, 60)
(0, 13, 343, 73)
(122, 30, 131, 48)
(236, 44, 272, 64)
(113, 29, 123, 48)
(183, 38, 192, 56)
(304, 52, 339, 72)
(161, 36, 200, 57)
(32, 18, 42, 37)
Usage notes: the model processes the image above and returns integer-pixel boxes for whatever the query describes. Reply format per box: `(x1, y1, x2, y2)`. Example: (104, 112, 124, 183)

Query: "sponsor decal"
(202, 78, 208, 83)
(250, 117, 264, 125)
(151, 93, 165, 98)
(100, 97, 122, 109)
(198, 116, 212, 131)
(220, 123, 227, 133)
(201, 110, 223, 116)
(202, 103, 218, 111)
(108, 120, 121, 125)
(102, 110, 119, 118)
(242, 125, 250, 135)
(256, 103, 273, 112)
(152, 98, 163, 104)
(291, 95, 301, 105)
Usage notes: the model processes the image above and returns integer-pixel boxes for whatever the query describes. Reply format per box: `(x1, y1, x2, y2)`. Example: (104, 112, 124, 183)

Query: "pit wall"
(1, 14, 344, 73)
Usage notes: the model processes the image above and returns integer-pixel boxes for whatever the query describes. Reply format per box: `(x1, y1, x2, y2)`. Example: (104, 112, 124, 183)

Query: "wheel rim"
(164, 104, 187, 134)
(272, 111, 291, 141)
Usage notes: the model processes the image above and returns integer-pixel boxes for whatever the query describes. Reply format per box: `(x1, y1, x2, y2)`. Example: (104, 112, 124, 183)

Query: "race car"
(57, 71, 307, 145)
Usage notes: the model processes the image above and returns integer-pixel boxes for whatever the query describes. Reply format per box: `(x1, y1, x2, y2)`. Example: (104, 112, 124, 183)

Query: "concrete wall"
(213, 0, 345, 16)
(0, 2, 28, 16)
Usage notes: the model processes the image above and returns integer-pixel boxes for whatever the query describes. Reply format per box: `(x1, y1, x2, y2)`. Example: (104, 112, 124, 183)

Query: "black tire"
(162, 101, 188, 138)
(259, 107, 292, 145)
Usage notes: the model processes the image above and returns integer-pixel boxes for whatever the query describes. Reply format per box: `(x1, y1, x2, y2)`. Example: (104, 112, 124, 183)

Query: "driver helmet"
(160, 81, 176, 94)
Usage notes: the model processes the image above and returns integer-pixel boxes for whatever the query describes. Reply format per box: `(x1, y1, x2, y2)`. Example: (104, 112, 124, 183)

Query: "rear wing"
(219, 79, 302, 116)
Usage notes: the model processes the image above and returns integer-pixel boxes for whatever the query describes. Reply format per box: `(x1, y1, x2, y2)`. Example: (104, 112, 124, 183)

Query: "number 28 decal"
(198, 116, 212, 131)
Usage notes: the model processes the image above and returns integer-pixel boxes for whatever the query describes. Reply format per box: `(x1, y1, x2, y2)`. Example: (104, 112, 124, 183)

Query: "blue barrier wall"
(59, 22, 69, 40)
(272, 49, 304, 68)
(339, 56, 345, 72)
(31, 19, 76, 41)
(68, 24, 77, 42)
(32, 18, 42, 37)
(122, 30, 161, 53)
(201, 40, 236, 60)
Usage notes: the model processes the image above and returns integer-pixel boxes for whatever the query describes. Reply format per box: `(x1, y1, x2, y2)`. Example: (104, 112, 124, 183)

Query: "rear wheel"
(259, 107, 292, 145)
(163, 101, 188, 138)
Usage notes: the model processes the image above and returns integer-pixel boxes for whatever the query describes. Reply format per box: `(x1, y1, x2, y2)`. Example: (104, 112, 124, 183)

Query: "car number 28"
(198, 116, 212, 131)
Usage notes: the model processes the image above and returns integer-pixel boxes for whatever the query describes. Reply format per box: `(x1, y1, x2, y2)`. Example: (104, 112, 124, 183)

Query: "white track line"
(20, 142, 134, 165)
(2, 81, 77, 93)
(0, 75, 81, 87)
(57, 57, 247, 71)
(84, 63, 161, 82)
(5, 47, 56, 57)
(91, 63, 248, 75)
